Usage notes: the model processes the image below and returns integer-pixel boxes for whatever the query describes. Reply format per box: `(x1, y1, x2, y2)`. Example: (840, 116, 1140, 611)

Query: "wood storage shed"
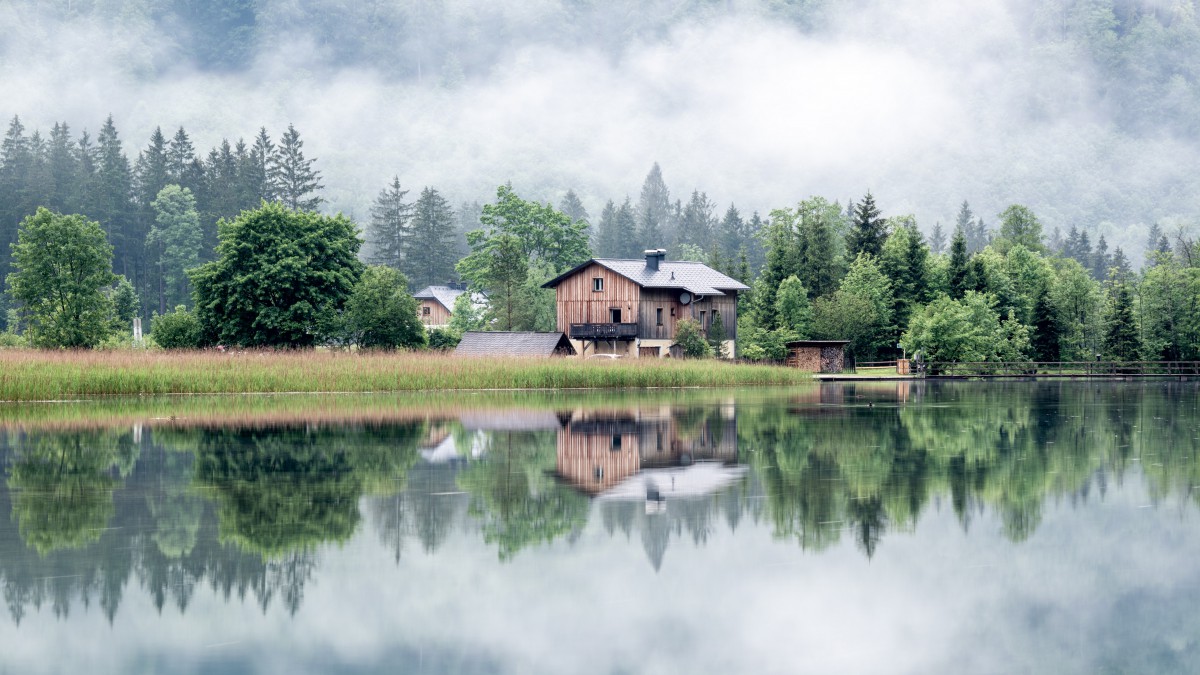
(784, 340, 850, 373)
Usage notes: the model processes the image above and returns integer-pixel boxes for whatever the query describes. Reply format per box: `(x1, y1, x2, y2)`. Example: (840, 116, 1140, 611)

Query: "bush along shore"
(0, 350, 814, 401)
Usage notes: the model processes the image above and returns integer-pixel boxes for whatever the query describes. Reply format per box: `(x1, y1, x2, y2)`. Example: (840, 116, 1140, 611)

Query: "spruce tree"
(1092, 235, 1110, 280)
(241, 128, 275, 205)
(367, 176, 411, 270)
(677, 190, 715, 251)
(135, 128, 171, 212)
(955, 201, 976, 253)
(1031, 291, 1062, 362)
(847, 191, 887, 259)
(797, 198, 839, 298)
(594, 199, 619, 257)
(558, 189, 588, 225)
(270, 124, 323, 211)
(718, 204, 745, 260)
(614, 198, 639, 258)
(407, 187, 458, 289)
(948, 227, 969, 299)
(929, 221, 946, 254)
(166, 126, 201, 193)
(91, 116, 135, 279)
(636, 162, 671, 249)
(1102, 282, 1139, 361)
(47, 122, 80, 212)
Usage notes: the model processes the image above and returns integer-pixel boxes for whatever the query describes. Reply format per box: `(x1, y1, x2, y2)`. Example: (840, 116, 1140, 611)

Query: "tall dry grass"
(0, 349, 813, 401)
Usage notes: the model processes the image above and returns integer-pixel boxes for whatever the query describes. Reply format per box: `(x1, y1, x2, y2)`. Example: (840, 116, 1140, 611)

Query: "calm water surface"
(2, 381, 1200, 674)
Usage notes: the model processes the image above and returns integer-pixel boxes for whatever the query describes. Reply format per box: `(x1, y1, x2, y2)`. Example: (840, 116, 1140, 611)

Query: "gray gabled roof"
(543, 258, 750, 296)
(413, 285, 465, 311)
(454, 332, 576, 357)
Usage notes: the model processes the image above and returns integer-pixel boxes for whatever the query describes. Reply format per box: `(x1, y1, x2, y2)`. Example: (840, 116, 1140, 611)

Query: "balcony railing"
(570, 323, 639, 340)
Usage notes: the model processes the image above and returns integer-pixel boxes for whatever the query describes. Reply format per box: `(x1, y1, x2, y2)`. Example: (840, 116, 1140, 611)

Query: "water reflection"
(0, 382, 1198, 624)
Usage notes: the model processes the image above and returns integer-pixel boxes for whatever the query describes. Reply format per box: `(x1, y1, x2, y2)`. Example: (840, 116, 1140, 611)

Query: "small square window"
(670, 307, 676, 317)
(422, 306, 430, 315)
(611, 435, 622, 450)
(593, 278, 604, 292)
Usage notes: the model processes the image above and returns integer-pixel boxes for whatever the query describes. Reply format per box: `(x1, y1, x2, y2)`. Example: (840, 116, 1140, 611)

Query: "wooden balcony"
(570, 323, 639, 340)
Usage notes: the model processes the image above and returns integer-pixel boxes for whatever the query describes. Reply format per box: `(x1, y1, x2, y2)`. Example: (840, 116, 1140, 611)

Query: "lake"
(1, 381, 1198, 674)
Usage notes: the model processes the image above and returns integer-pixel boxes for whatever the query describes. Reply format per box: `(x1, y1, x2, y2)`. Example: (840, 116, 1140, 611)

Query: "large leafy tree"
(995, 204, 1045, 254)
(344, 265, 426, 349)
(189, 202, 361, 347)
(471, 184, 590, 273)
(7, 208, 117, 348)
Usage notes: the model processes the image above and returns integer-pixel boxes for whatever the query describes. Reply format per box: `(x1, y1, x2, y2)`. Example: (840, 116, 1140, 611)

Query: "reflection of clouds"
(8, 477, 1200, 674)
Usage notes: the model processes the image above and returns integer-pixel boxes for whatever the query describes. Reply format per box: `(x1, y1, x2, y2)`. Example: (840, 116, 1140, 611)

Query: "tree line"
(2, 112, 1198, 359)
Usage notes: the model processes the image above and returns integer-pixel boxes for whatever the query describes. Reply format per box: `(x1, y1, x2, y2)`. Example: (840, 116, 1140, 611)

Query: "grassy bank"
(0, 350, 813, 401)
(0, 388, 805, 431)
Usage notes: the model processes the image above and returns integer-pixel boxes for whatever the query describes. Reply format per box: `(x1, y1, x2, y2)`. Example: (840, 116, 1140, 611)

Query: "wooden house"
(414, 284, 484, 329)
(542, 249, 749, 358)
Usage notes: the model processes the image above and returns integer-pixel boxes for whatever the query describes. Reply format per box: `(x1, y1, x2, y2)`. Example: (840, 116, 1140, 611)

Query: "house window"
(593, 277, 604, 292)
(670, 307, 676, 317)
(656, 308, 663, 326)
(610, 308, 622, 323)
(700, 310, 707, 329)
(611, 435, 622, 450)
(422, 306, 430, 316)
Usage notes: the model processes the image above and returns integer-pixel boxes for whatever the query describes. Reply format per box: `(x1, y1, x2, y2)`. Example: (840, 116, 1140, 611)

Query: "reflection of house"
(542, 249, 749, 358)
(555, 408, 742, 499)
(414, 284, 484, 329)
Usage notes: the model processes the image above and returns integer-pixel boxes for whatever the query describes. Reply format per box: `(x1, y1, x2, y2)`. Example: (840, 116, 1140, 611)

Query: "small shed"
(454, 332, 577, 357)
(785, 340, 850, 373)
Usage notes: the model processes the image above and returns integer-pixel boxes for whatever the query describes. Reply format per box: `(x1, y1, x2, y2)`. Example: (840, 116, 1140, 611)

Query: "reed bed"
(0, 349, 813, 401)
(0, 387, 804, 431)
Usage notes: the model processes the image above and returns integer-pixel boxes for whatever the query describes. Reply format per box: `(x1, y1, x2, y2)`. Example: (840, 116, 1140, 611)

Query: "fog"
(2, 0, 1197, 256)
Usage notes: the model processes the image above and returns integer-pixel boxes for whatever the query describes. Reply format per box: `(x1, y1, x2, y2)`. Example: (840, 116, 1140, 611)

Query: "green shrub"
(675, 318, 712, 358)
(427, 328, 462, 350)
(151, 306, 202, 349)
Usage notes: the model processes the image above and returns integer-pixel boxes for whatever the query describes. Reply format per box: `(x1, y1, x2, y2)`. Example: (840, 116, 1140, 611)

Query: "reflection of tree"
(7, 432, 136, 555)
(457, 431, 588, 561)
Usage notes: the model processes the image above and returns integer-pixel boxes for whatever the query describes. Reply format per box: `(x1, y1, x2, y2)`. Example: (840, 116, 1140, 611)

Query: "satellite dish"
(679, 291, 692, 305)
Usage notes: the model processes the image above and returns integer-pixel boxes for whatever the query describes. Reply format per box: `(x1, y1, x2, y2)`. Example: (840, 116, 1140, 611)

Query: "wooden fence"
(925, 361, 1200, 378)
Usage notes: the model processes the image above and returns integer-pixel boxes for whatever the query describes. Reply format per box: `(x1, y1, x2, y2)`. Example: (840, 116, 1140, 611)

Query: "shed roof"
(454, 332, 576, 357)
(785, 340, 851, 348)
(543, 258, 750, 296)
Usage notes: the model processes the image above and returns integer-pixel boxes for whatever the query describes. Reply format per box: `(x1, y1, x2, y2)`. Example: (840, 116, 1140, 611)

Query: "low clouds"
(2, 1, 1196, 256)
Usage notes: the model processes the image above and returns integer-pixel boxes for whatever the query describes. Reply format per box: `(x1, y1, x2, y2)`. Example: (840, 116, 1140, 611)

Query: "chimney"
(645, 248, 665, 272)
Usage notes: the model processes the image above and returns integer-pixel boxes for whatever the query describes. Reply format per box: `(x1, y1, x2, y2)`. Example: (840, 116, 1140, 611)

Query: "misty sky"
(2, 0, 1198, 257)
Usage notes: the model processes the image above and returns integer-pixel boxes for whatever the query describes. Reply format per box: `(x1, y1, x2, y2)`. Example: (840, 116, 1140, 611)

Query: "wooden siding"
(637, 289, 685, 340)
(555, 263, 640, 331)
(556, 427, 641, 495)
(418, 299, 451, 326)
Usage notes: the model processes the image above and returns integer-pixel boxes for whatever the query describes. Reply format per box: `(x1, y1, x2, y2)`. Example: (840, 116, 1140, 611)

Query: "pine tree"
(949, 227, 969, 299)
(367, 176, 411, 270)
(558, 189, 588, 225)
(614, 198, 639, 258)
(1092, 235, 1110, 280)
(91, 116, 135, 279)
(718, 204, 745, 260)
(241, 128, 275, 205)
(929, 221, 946, 254)
(270, 124, 323, 211)
(677, 190, 715, 251)
(47, 122, 80, 211)
(166, 127, 201, 193)
(847, 191, 887, 259)
(636, 162, 671, 249)
(1102, 281, 1139, 361)
(407, 187, 459, 289)
(1031, 291, 1062, 362)
(594, 200, 620, 257)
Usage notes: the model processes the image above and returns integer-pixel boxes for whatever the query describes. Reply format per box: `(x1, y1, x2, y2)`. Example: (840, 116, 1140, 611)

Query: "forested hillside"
(2, 0, 1199, 260)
